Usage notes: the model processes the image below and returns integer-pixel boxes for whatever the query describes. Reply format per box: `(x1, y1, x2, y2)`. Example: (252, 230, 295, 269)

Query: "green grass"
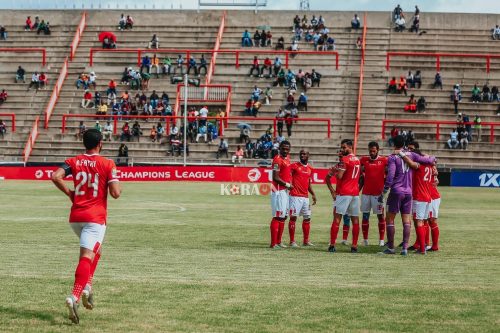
(0, 181, 499, 332)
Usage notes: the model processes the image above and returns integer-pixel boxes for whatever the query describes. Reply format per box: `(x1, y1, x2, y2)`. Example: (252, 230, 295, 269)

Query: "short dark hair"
(280, 140, 291, 147)
(83, 129, 102, 150)
(368, 141, 379, 149)
(393, 135, 405, 148)
(408, 141, 419, 149)
(341, 139, 353, 147)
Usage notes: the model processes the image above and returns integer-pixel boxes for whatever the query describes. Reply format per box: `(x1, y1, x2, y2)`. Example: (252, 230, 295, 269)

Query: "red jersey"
(428, 175, 441, 200)
(336, 154, 360, 196)
(412, 164, 432, 202)
(272, 154, 292, 191)
(290, 162, 313, 197)
(65, 154, 119, 224)
(360, 155, 387, 195)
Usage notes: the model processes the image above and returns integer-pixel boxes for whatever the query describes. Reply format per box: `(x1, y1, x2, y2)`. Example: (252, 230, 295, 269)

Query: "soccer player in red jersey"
(288, 150, 317, 247)
(427, 166, 441, 251)
(326, 139, 361, 253)
(270, 140, 292, 249)
(51, 129, 121, 324)
(359, 141, 388, 247)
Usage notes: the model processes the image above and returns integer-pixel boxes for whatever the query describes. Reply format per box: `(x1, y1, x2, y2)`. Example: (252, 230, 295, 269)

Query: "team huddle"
(269, 135, 441, 256)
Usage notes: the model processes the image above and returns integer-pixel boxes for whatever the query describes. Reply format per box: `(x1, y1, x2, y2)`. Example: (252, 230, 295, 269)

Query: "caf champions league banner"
(0, 166, 332, 184)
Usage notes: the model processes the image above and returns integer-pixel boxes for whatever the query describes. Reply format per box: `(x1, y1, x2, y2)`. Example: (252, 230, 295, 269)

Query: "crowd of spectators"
(24, 16, 51, 35)
(118, 14, 134, 30)
(393, 5, 421, 34)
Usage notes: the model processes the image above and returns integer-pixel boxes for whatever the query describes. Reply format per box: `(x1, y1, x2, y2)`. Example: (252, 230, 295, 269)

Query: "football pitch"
(0, 181, 499, 333)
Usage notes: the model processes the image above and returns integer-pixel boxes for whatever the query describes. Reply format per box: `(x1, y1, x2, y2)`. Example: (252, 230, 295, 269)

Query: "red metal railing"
(22, 116, 40, 164)
(206, 11, 226, 85)
(0, 113, 16, 132)
(61, 114, 332, 138)
(44, 57, 69, 128)
(70, 11, 87, 61)
(353, 13, 368, 154)
(174, 84, 232, 117)
(386, 52, 500, 73)
(381, 119, 500, 144)
(0, 48, 46, 66)
(89, 48, 340, 70)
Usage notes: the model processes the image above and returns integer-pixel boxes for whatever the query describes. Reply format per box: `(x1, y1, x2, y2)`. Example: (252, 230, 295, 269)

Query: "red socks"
(288, 221, 296, 243)
(352, 223, 360, 248)
(270, 218, 279, 247)
(302, 221, 310, 244)
(361, 219, 369, 240)
(378, 217, 386, 241)
(277, 221, 285, 245)
(88, 252, 101, 286)
(72, 257, 92, 301)
(424, 222, 430, 246)
(430, 221, 440, 250)
(342, 224, 349, 241)
(416, 225, 426, 253)
(330, 221, 340, 245)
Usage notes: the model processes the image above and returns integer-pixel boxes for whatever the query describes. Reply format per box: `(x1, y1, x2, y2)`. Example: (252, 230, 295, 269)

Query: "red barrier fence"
(0, 113, 16, 132)
(381, 119, 500, 143)
(22, 116, 40, 164)
(353, 13, 368, 154)
(174, 84, 231, 116)
(386, 52, 500, 73)
(61, 114, 332, 138)
(70, 11, 87, 61)
(0, 48, 46, 66)
(206, 11, 226, 85)
(44, 57, 69, 128)
(89, 48, 339, 70)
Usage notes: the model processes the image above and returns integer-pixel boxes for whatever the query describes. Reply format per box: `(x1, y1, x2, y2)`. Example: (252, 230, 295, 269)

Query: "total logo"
(247, 168, 261, 182)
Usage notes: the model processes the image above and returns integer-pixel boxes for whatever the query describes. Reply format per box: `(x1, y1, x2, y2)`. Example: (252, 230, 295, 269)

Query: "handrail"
(61, 114, 332, 139)
(386, 51, 500, 73)
(381, 119, 500, 144)
(174, 84, 232, 117)
(0, 48, 46, 66)
(353, 13, 368, 154)
(206, 10, 226, 85)
(44, 57, 69, 128)
(70, 11, 87, 61)
(89, 48, 340, 70)
(0, 113, 16, 132)
(361, 12, 367, 64)
(22, 116, 40, 164)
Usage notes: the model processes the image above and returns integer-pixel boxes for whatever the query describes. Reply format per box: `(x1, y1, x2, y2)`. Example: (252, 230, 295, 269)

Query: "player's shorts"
(70, 222, 106, 252)
(387, 192, 412, 214)
(271, 190, 289, 218)
(361, 194, 384, 214)
(429, 198, 441, 219)
(334, 195, 360, 217)
(289, 196, 311, 218)
(412, 200, 430, 220)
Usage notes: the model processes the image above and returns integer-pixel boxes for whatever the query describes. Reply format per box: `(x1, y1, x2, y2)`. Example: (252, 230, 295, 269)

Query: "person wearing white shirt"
(395, 17, 406, 32)
(170, 124, 179, 140)
(103, 121, 113, 141)
(89, 72, 97, 89)
(493, 25, 500, 40)
(199, 106, 208, 126)
(447, 129, 459, 149)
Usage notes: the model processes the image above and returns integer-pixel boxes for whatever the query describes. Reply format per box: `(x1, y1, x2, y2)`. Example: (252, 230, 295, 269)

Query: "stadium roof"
(0, 0, 498, 13)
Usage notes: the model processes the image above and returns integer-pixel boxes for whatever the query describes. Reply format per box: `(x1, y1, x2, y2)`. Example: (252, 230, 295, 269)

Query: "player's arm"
(381, 158, 396, 201)
(325, 168, 337, 200)
(358, 163, 365, 190)
(308, 179, 317, 205)
(108, 181, 121, 199)
(401, 154, 419, 170)
(272, 169, 292, 190)
(51, 165, 74, 201)
(410, 152, 436, 165)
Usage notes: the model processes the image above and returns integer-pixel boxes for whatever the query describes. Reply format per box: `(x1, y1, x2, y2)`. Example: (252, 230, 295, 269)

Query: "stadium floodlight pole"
(183, 74, 188, 166)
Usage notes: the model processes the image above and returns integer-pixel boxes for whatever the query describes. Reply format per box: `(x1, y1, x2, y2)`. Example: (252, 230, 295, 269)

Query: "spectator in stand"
(393, 4, 403, 22)
(162, 56, 172, 76)
(406, 71, 415, 88)
(293, 15, 301, 30)
(310, 15, 318, 29)
(252, 100, 262, 117)
(117, 143, 128, 165)
(149, 125, 158, 142)
(244, 99, 253, 116)
(249, 56, 260, 77)
(325, 35, 336, 50)
(273, 57, 282, 77)
(388, 125, 399, 146)
(242, 29, 252, 47)
(491, 85, 499, 101)
(140, 55, 151, 74)
(38, 72, 47, 89)
(266, 31, 272, 46)
(76, 121, 86, 141)
(245, 139, 255, 158)
(433, 72, 443, 89)
(198, 54, 207, 76)
(387, 76, 397, 93)
(356, 36, 362, 49)
(304, 73, 312, 92)
(398, 76, 408, 96)
(417, 96, 427, 113)
(459, 127, 469, 150)
(395, 16, 406, 32)
(260, 57, 272, 77)
(216, 138, 229, 159)
(481, 83, 491, 102)
(410, 14, 420, 33)
(102, 121, 113, 141)
(156, 122, 165, 142)
(125, 15, 134, 29)
(414, 70, 422, 89)
(107, 79, 117, 96)
(474, 115, 482, 142)
(351, 14, 361, 29)
(264, 86, 273, 105)
(81, 90, 93, 108)
(276, 68, 286, 87)
(311, 69, 321, 87)
(0, 89, 7, 105)
(118, 14, 126, 30)
(404, 94, 417, 112)
(285, 114, 293, 137)
(260, 30, 267, 47)
(0, 119, 6, 138)
(36, 20, 46, 35)
(492, 25, 500, 40)
(169, 123, 179, 142)
(251, 85, 262, 102)
(28, 72, 39, 90)
(232, 145, 244, 163)
(132, 121, 142, 141)
(239, 126, 250, 143)
(253, 30, 261, 47)
(76, 73, 89, 89)
(463, 113, 472, 141)
(175, 54, 184, 75)
(150, 54, 160, 78)
(87, 71, 96, 89)
(275, 36, 285, 50)
(296, 69, 305, 87)
(471, 84, 481, 103)
(148, 34, 159, 49)
(187, 56, 197, 75)
(298, 92, 308, 111)
(15, 66, 26, 83)
(0, 26, 7, 40)
(196, 124, 208, 143)
(121, 122, 131, 141)
(96, 101, 107, 115)
(289, 40, 299, 55)
(447, 129, 459, 149)
(24, 16, 33, 31)
(94, 121, 102, 133)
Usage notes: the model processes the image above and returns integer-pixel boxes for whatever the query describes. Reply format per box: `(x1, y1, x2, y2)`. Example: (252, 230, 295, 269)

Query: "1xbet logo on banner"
(220, 183, 272, 195)
(479, 173, 500, 187)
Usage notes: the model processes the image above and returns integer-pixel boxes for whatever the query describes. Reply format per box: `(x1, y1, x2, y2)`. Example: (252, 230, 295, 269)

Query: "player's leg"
(348, 196, 361, 253)
(277, 191, 289, 247)
(330, 196, 347, 252)
(409, 201, 420, 251)
(428, 198, 440, 251)
(270, 192, 280, 248)
(360, 194, 371, 245)
(381, 192, 400, 254)
(301, 198, 313, 246)
(288, 196, 298, 246)
(342, 214, 350, 245)
(424, 220, 431, 249)
(413, 202, 428, 254)
(400, 194, 414, 255)
(376, 199, 386, 246)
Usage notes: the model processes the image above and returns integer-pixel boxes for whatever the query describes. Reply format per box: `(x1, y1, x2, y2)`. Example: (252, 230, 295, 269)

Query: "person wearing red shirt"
(0, 89, 8, 105)
(39, 72, 48, 89)
(270, 140, 292, 249)
(359, 141, 388, 247)
(288, 150, 317, 247)
(326, 139, 361, 253)
(81, 90, 93, 109)
(260, 57, 273, 77)
(249, 56, 260, 77)
(52, 129, 121, 324)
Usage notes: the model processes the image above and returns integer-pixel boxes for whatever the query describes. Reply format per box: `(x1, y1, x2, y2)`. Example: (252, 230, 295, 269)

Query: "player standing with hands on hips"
(52, 129, 121, 324)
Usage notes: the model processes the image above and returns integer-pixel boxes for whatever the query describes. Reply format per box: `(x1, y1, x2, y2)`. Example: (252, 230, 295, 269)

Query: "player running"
(288, 150, 317, 247)
(51, 129, 121, 324)
(359, 141, 388, 247)
(380, 135, 435, 256)
(270, 140, 292, 249)
(326, 139, 361, 253)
